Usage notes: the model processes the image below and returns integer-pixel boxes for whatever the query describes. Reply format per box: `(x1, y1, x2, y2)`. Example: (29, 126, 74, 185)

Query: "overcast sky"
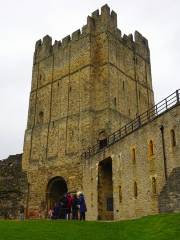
(0, 0, 179, 159)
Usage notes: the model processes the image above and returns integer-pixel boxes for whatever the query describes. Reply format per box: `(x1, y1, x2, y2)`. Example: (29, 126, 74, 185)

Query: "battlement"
(135, 31, 148, 48)
(90, 4, 117, 29)
(33, 4, 149, 63)
(120, 31, 149, 58)
(33, 15, 95, 62)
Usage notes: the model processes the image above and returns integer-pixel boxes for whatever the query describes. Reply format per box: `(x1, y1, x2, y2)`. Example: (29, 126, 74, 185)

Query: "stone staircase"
(82, 90, 180, 159)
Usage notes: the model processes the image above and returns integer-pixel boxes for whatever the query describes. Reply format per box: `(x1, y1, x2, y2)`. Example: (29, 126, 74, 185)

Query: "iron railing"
(81, 89, 180, 159)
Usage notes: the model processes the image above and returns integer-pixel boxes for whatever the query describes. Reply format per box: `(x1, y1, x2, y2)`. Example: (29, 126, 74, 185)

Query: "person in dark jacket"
(72, 194, 79, 220)
(53, 203, 60, 219)
(60, 195, 67, 219)
(79, 193, 87, 221)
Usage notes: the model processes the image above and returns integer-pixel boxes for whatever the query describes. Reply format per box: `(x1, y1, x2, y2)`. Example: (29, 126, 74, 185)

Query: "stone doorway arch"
(98, 157, 113, 220)
(46, 176, 68, 212)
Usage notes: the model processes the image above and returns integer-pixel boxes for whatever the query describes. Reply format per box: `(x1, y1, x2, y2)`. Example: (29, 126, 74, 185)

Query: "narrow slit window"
(149, 140, 154, 156)
(39, 111, 44, 124)
(119, 186, 122, 203)
(170, 129, 176, 147)
(152, 177, 157, 194)
(132, 148, 136, 164)
(114, 97, 117, 106)
(123, 81, 125, 91)
(134, 181, 138, 198)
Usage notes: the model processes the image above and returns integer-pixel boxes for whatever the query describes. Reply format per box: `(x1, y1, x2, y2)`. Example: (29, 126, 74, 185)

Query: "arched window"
(170, 129, 176, 147)
(152, 177, 157, 194)
(134, 181, 138, 198)
(132, 148, 136, 164)
(98, 131, 107, 149)
(119, 185, 122, 203)
(149, 140, 154, 156)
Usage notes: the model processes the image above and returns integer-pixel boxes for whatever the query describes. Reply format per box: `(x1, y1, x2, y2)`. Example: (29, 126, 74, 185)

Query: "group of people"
(49, 192, 87, 221)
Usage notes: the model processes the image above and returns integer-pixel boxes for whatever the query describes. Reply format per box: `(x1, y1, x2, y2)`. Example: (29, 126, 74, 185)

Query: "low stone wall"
(0, 154, 28, 219)
(159, 167, 180, 213)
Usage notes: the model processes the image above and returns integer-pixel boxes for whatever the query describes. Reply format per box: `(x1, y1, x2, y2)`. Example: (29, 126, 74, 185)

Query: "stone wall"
(0, 154, 28, 219)
(159, 167, 180, 213)
(83, 104, 180, 220)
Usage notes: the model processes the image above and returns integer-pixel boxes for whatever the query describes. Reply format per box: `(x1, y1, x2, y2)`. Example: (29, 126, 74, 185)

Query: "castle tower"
(22, 5, 154, 217)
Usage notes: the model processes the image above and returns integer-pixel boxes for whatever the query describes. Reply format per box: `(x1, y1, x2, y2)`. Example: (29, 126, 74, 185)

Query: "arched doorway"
(46, 176, 68, 212)
(98, 157, 113, 220)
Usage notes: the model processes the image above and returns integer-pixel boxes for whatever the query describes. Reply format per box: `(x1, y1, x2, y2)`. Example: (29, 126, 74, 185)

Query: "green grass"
(0, 213, 180, 240)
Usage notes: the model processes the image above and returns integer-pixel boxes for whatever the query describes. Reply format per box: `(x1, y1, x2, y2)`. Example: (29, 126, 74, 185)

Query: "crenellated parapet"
(33, 4, 117, 63)
(134, 31, 150, 60)
(33, 4, 150, 63)
(135, 31, 148, 48)
(116, 31, 150, 60)
(90, 4, 117, 32)
(34, 35, 53, 63)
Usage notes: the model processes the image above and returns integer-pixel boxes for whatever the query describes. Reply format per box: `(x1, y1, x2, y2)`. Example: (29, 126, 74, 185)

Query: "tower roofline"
(33, 5, 149, 63)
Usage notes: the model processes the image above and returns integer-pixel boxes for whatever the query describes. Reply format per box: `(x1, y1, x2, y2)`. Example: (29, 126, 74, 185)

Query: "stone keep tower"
(22, 5, 154, 216)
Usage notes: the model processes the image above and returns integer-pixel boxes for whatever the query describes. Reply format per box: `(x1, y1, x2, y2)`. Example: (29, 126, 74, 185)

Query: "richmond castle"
(0, 5, 180, 220)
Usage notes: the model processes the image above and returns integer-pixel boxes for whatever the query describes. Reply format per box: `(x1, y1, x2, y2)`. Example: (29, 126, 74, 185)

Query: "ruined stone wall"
(159, 167, 180, 213)
(0, 154, 28, 219)
(83, 104, 180, 220)
(22, 4, 154, 216)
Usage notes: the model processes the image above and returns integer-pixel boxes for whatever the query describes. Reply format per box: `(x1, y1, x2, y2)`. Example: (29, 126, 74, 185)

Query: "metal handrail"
(81, 89, 180, 159)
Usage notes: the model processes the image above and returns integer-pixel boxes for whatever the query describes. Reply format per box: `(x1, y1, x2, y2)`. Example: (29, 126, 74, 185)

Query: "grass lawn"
(0, 213, 180, 240)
